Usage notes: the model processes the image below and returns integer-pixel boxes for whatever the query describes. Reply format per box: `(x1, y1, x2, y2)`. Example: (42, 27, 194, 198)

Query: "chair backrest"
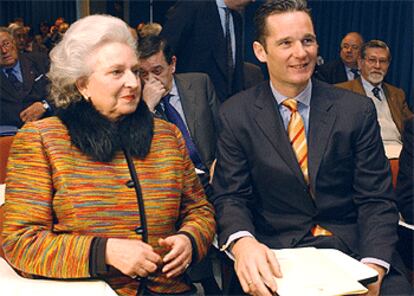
(0, 136, 15, 258)
(0, 136, 14, 184)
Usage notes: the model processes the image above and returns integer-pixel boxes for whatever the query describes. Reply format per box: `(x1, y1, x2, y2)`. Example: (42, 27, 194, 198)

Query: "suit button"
(125, 180, 134, 188)
(135, 226, 144, 235)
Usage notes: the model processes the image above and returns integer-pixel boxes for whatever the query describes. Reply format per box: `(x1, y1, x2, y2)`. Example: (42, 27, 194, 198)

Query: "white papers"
(272, 247, 377, 296)
(0, 258, 118, 296)
(0, 183, 5, 205)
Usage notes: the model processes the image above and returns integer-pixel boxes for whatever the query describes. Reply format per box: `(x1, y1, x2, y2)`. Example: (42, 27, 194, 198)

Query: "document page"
(272, 247, 372, 296)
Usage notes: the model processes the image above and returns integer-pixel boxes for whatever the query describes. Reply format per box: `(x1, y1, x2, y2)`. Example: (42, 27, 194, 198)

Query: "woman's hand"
(105, 238, 162, 278)
(159, 234, 192, 278)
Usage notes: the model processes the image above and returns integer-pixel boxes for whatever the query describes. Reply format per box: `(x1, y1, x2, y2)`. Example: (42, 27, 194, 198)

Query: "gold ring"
(247, 281, 253, 286)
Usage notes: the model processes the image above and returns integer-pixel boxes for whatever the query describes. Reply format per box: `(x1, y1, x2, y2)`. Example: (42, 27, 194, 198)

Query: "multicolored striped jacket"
(2, 116, 216, 295)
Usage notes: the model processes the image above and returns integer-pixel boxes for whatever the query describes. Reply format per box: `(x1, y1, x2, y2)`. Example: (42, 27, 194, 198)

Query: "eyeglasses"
(0, 40, 13, 50)
(364, 57, 389, 66)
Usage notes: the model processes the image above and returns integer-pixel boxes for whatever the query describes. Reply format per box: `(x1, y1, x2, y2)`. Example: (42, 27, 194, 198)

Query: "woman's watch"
(42, 100, 50, 111)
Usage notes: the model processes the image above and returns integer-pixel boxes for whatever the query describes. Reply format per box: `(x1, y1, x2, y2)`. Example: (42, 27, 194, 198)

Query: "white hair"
(48, 14, 137, 108)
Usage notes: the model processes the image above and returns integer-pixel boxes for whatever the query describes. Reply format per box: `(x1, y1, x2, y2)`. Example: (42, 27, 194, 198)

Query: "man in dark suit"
(137, 35, 221, 294)
(211, 1, 412, 296)
(160, 0, 253, 102)
(396, 117, 414, 224)
(0, 27, 51, 128)
(314, 32, 363, 84)
(336, 40, 413, 158)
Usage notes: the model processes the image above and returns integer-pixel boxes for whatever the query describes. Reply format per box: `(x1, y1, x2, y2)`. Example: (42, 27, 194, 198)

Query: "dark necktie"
(224, 8, 234, 95)
(5, 68, 22, 90)
(372, 87, 381, 101)
(350, 68, 360, 79)
(161, 95, 204, 169)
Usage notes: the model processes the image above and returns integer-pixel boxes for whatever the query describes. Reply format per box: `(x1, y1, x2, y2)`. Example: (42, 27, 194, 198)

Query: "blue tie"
(5, 68, 22, 90)
(224, 8, 234, 95)
(350, 68, 360, 79)
(372, 87, 381, 101)
(161, 95, 204, 169)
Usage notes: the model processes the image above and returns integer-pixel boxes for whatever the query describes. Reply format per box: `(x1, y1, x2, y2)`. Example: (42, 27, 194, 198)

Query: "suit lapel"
(174, 75, 197, 138)
(308, 80, 336, 191)
(210, 3, 228, 78)
(253, 84, 308, 187)
(354, 78, 367, 95)
(20, 55, 35, 95)
(382, 83, 402, 132)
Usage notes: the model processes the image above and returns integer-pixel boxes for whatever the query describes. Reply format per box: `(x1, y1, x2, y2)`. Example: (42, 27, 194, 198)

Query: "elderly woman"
(1, 15, 215, 296)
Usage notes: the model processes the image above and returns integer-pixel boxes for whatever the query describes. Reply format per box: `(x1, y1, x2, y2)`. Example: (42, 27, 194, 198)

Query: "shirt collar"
(216, 0, 227, 9)
(170, 77, 179, 98)
(270, 80, 312, 107)
(361, 75, 383, 92)
(2, 60, 20, 74)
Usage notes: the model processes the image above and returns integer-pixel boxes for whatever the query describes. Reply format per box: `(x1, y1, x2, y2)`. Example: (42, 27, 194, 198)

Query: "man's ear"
(253, 41, 267, 63)
(170, 55, 177, 74)
(75, 77, 89, 99)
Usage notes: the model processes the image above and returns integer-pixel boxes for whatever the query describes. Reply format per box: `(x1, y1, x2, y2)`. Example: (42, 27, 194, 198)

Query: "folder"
(272, 247, 378, 296)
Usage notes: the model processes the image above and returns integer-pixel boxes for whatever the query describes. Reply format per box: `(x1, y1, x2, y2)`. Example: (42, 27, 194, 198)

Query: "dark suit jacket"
(173, 73, 220, 170)
(336, 78, 413, 133)
(161, 1, 244, 102)
(396, 117, 414, 224)
(0, 52, 50, 128)
(314, 59, 348, 84)
(212, 79, 399, 265)
(243, 62, 264, 90)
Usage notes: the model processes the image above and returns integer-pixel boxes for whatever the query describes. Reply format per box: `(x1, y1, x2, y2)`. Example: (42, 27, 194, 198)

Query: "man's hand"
(232, 237, 282, 296)
(159, 234, 192, 278)
(142, 74, 167, 112)
(20, 102, 46, 122)
(105, 238, 162, 279)
(363, 263, 386, 296)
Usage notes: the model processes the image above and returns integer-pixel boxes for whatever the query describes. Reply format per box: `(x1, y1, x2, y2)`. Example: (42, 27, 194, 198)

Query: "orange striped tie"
(282, 98, 309, 184)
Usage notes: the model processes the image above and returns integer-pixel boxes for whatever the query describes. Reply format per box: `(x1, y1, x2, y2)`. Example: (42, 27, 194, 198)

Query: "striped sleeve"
(2, 124, 94, 279)
(173, 126, 216, 263)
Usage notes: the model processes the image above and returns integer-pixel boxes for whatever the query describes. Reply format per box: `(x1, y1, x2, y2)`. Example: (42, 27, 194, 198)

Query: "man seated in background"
(315, 32, 363, 84)
(161, 0, 254, 102)
(137, 35, 221, 295)
(211, 1, 412, 295)
(336, 40, 413, 158)
(0, 27, 51, 128)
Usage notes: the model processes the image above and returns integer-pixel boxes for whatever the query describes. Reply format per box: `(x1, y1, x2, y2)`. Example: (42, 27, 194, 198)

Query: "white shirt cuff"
(361, 257, 390, 274)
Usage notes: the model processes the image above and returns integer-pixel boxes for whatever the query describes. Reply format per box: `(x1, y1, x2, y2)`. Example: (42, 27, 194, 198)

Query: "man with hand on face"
(0, 27, 51, 128)
(315, 32, 364, 84)
(138, 34, 221, 295)
(336, 40, 413, 157)
(211, 1, 413, 295)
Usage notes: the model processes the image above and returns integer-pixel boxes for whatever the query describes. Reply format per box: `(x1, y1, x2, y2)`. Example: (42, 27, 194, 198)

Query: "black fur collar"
(57, 99, 154, 162)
